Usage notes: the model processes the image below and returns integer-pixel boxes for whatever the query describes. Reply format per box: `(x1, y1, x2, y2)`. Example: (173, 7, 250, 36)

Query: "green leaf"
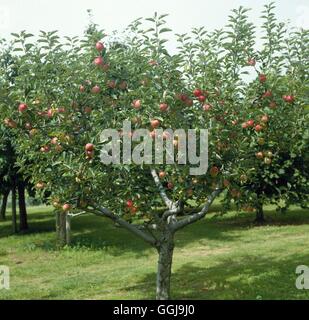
(159, 28, 172, 34)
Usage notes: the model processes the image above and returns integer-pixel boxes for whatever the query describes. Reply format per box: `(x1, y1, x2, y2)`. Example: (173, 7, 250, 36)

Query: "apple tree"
(176, 3, 309, 222)
(1, 6, 308, 299)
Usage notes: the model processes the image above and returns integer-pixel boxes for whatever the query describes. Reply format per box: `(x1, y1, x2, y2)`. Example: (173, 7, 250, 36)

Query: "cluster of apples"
(241, 114, 269, 132)
(193, 88, 208, 104)
(126, 199, 138, 214)
(255, 150, 273, 165)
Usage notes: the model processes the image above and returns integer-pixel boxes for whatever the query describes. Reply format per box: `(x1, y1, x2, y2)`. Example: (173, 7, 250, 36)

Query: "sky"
(0, 0, 308, 50)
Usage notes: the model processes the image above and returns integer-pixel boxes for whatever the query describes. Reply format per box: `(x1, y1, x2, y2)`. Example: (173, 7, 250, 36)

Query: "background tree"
(0, 40, 32, 231)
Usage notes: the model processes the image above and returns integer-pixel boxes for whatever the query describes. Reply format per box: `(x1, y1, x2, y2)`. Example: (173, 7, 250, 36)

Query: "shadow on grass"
(123, 252, 309, 300)
(0, 212, 56, 239)
(1, 206, 308, 255)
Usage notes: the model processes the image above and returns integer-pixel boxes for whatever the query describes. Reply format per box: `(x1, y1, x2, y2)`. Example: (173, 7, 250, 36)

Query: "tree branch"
(171, 189, 222, 231)
(151, 169, 173, 209)
(67, 211, 86, 218)
(162, 204, 182, 220)
(86, 206, 157, 247)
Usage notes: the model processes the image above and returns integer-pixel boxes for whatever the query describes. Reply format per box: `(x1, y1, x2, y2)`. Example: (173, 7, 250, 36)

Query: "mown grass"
(0, 203, 309, 300)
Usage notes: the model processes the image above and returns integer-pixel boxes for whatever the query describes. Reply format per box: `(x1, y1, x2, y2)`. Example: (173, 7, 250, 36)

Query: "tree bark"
(156, 230, 174, 300)
(56, 211, 67, 247)
(0, 191, 9, 220)
(18, 182, 28, 231)
(255, 203, 265, 224)
(11, 186, 18, 233)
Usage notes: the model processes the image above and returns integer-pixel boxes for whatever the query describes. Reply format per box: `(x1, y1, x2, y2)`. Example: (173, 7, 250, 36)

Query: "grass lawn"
(0, 203, 309, 300)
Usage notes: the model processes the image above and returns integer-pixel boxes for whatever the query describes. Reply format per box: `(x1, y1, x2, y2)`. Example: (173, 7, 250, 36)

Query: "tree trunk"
(11, 186, 18, 233)
(65, 214, 71, 245)
(18, 182, 28, 232)
(156, 230, 174, 300)
(255, 203, 265, 224)
(0, 191, 9, 220)
(56, 211, 67, 247)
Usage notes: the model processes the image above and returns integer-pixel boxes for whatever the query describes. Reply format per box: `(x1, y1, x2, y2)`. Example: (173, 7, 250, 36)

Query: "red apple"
(51, 137, 58, 145)
(198, 95, 206, 102)
(159, 171, 166, 179)
(202, 104, 212, 111)
(94, 56, 103, 66)
(47, 109, 54, 118)
(210, 166, 219, 177)
(85, 143, 94, 151)
(96, 41, 104, 51)
(79, 85, 85, 92)
(193, 88, 203, 97)
(262, 90, 272, 98)
(91, 85, 101, 94)
(40, 145, 50, 153)
(261, 115, 269, 123)
(241, 122, 248, 129)
(62, 203, 71, 212)
(159, 103, 168, 112)
(247, 58, 256, 66)
(247, 119, 254, 127)
(126, 200, 133, 208)
(150, 119, 160, 128)
(255, 124, 263, 132)
(130, 206, 138, 214)
(18, 103, 28, 112)
(259, 74, 267, 83)
(84, 106, 92, 114)
(132, 99, 141, 109)
(256, 152, 264, 159)
(283, 95, 295, 103)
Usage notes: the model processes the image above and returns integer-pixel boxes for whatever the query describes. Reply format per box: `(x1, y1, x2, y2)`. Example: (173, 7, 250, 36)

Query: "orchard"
(0, 3, 308, 300)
